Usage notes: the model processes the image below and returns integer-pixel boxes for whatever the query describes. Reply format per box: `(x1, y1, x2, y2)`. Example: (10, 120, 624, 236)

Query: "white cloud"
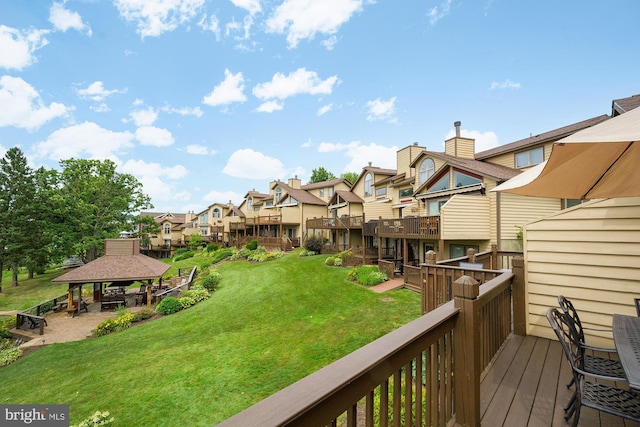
(301, 139, 312, 148)
(428, 0, 452, 25)
(203, 69, 247, 107)
(135, 126, 174, 147)
(49, 2, 92, 36)
(186, 144, 217, 155)
(230, 0, 262, 15)
(253, 67, 339, 101)
(444, 128, 499, 152)
(0, 75, 70, 130)
(321, 35, 338, 50)
(255, 100, 283, 113)
(120, 159, 190, 205)
(90, 103, 110, 113)
(266, 0, 363, 48)
(222, 148, 287, 179)
(317, 141, 360, 153)
(34, 121, 134, 161)
(198, 14, 221, 40)
(490, 79, 522, 90)
(366, 96, 397, 122)
(317, 103, 333, 116)
(129, 107, 158, 126)
(0, 25, 49, 70)
(338, 142, 399, 172)
(114, 0, 205, 38)
(203, 189, 244, 206)
(161, 105, 203, 117)
(77, 81, 124, 101)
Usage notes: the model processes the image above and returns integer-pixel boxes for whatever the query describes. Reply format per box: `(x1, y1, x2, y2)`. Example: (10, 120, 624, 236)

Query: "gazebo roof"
(53, 239, 170, 284)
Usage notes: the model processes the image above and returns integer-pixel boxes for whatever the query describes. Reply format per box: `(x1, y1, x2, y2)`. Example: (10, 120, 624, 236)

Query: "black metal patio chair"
(546, 307, 640, 426)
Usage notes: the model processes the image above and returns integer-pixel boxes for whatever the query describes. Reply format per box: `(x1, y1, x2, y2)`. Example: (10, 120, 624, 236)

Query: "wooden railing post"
(491, 243, 498, 270)
(512, 256, 526, 336)
(466, 248, 476, 263)
(453, 275, 480, 427)
(422, 251, 437, 313)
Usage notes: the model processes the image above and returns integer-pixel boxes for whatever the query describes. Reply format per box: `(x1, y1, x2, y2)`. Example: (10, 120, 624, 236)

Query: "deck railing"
(220, 258, 524, 426)
(15, 293, 68, 335)
(306, 215, 364, 230)
(377, 216, 440, 240)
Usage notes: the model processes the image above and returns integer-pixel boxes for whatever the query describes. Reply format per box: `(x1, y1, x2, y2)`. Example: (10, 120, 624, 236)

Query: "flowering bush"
(72, 410, 114, 427)
(0, 339, 22, 367)
(92, 312, 135, 337)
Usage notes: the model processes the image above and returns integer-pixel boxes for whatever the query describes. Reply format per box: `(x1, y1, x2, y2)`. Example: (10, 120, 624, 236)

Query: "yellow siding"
(525, 197, 640, 348)
(444, 137, 475, 159)
(483, 142, 554, 168)
(364, 200, 393, 220)
(396, 144, 424, 177)
(440, 195, 490, 240)
(499, 193, 561, 245)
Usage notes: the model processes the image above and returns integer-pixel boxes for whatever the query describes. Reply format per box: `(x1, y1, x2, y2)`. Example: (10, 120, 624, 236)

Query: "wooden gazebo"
(53, 239, 170, 312)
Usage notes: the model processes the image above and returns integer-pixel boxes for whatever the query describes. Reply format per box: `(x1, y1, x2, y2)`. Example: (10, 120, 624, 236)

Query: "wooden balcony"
(246, 214, 282, 225)
(377, 216, 440, 240)
(306, 216, 364, 230)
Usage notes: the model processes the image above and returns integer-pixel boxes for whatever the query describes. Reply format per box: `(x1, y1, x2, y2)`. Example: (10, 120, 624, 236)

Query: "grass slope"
(0, 252, 421, 425)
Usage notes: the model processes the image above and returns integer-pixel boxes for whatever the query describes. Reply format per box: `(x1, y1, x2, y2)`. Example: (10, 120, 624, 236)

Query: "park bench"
(100, 294, 126, 311)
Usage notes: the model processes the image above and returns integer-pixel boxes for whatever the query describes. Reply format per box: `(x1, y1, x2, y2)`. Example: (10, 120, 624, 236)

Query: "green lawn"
(0, 269, 70, 312)
(0, 251, 421, 426)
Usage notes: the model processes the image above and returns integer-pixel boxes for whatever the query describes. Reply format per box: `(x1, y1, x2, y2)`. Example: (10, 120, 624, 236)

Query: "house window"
(427, 172, 450, 193)
(364, 173, 372, 196)
(399, 188, 413, 198)
(328, 187, 334, 198)
(375, 186, 387, 197)
(275, 187, 282, 203)
(419, 158, 435, 185)
(213, 208, 221, 218)
(163, 224, 171, 234)
(428, 199, 447, 216)
(199, 213, 208, 223)
(453, 171, 482, 188)
(450, 244, 479, 259)
(247, 197, 253, 210)
(319, 188, 324, 197)
(515, 147, 544, 168)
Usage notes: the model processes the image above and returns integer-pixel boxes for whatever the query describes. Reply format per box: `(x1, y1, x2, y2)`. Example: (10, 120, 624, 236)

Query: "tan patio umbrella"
(494, 106, 640, 199)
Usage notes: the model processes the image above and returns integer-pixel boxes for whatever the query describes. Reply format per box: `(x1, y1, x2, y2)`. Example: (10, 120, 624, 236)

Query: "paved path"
(9, 298, 143, 349)
(369, 278, 405, 293)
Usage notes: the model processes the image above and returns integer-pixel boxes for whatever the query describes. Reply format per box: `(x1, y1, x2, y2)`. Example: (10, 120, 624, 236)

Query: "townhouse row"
(139, 94, 640, 267)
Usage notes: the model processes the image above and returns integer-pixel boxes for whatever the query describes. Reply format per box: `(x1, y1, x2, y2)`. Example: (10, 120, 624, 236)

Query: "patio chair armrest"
(574, 366, 627, 383)
(579, 341, 618, 353)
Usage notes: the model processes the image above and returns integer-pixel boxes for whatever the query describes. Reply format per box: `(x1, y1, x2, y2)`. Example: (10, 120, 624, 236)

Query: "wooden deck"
(481, 334, 640, 427)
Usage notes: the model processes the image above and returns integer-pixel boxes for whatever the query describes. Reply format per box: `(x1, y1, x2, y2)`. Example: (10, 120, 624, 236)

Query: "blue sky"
(1, 0, 638, 214)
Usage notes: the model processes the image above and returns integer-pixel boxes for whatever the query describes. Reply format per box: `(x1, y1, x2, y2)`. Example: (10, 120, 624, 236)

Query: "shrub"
(245, 239, 258, 250)
(206, 243, 220, 252)
(333, 257, 343, 267)
(298, 249, 317, 257)
(0, 339, 22, 367)
(173, 251, 195, 262)
(304, 235, 323, 253)
(199, 258, 214, 270)
(40, 301, 54, 313)
(324, 256, 336, 266)
(0, 316, 16, 339)
(348, 265, 387, 287)
(93, 312, 135, 337)
(182, 288, 210, 302)
(200, 270, 221, 291)
(178, 296, 196, 309)
(247, 247, 284, 262)
(72, 411, 114, 427)
(230, 247, 251, 260)
(210, 248, 233, 263)
(131, 308, 155, 323)
(155, 297, 182, 315)
(174, 247, 190, 256)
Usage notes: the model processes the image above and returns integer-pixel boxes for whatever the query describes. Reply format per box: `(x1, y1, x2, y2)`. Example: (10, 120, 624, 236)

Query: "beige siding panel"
(500, 193, 561, 240)
(524, 196, 640, 348)
(440, 195, 490, 240)
(364, 201, 393, 220)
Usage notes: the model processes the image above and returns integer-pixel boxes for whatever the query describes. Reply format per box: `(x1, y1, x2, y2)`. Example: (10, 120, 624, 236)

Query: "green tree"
(340, 172, 359, 186)
(188, 233, 203, 251)
(134, 214, 161, 247)
(309, 167, 337, 184)
(54, 159, 153, 263)
(0, 148, 39, 286)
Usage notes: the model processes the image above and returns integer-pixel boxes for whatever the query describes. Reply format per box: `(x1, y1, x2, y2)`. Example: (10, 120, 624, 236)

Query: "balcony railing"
(377, 216, 440, 240)
(306, 215, 364, 230)
(219, 260, 524, 426)
(245, 215, 282, 225)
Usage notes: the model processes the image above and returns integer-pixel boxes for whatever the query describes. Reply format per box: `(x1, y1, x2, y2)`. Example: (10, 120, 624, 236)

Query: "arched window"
(213, 208, 221, 218)
(364, 173, 372, 197)
(164, 223, 171, 234)
(419, 158, 435, 185)
(247, 197, 253, 210)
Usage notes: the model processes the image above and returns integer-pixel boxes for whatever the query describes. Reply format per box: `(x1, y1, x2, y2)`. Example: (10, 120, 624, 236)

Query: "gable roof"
(329, 189, 364, 205)
(352, 165, 397, 187)
(612, 94, 640, 116)
(301, 178, 351, 190)
(275, 181, 326, 206)
(475, 115, 610, 160)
